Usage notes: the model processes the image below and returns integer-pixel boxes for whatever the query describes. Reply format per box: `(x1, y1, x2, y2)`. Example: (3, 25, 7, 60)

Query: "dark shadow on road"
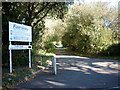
(15, 55, 120, 88)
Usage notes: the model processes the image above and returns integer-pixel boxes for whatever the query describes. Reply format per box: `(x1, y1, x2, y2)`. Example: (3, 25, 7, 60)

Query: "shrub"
(99, 43, 120, 56)
(62, 3, 115, 55)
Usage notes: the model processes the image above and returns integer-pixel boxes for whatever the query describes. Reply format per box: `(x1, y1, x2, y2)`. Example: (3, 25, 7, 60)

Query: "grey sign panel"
(9, 45, 32, 50)
(9, 21, 32, 42)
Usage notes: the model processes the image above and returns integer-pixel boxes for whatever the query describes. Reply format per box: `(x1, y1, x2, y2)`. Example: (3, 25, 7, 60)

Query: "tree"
(2, 2, 68, 66)
(62, 2, 117, 54)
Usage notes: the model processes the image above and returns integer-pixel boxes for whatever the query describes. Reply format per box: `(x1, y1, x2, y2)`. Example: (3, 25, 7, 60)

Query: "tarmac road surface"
(15, 48, 120, 89)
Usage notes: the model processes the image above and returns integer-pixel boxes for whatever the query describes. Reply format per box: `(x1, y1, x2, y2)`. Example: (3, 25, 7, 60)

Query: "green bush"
(62, 3, 115, 55)
(12, 51, 28, 67)
(99, 43, 120, 56)
(44, 42, 56, 53)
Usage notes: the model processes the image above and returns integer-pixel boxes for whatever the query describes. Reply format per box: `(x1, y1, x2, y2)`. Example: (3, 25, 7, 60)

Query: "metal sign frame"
(9, 21, 32, 73)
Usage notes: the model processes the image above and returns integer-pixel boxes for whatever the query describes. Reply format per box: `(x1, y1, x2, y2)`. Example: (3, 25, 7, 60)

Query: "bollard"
(52, 57, 57, 75)
(40, 56, 42, 65)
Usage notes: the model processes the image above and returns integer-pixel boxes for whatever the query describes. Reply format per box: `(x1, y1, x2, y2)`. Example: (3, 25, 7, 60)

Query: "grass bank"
(2, 49, 55, 89)
(67, 48, 120, 60)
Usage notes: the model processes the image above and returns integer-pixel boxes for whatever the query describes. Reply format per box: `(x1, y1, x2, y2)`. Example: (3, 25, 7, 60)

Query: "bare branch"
(32, 2, 50, 20)
(32, 3, 56, 28)
(33, 9, 50, 28)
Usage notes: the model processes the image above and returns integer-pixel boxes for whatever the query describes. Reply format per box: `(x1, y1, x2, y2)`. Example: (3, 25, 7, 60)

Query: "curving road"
(15, 48, 120, 89)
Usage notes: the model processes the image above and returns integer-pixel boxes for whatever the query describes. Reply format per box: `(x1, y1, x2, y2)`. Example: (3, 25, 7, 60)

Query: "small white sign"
(9, 21, 32, 42)
(9, 45, 32, 50)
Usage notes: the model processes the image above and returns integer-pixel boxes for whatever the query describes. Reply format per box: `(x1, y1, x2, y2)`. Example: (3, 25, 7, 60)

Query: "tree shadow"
(15, 55, 120, 88)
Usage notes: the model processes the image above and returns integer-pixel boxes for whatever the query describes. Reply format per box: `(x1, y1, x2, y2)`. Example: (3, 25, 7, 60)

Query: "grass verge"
(2, 67, 40, 89)
(2, 54, 54, 89)
(67, 49, 120, 60)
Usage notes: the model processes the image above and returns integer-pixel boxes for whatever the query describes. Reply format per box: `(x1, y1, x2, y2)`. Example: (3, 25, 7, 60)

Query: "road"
(15, 48, 120, 89)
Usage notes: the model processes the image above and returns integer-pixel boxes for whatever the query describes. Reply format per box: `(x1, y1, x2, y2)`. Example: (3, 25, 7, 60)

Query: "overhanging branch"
(32, 3, 50, 20)
(33, 9, 50, 28)
(33, 3, 56, 28)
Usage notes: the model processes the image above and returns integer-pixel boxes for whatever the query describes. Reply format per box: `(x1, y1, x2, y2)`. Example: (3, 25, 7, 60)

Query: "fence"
(33, 55, 57, 75)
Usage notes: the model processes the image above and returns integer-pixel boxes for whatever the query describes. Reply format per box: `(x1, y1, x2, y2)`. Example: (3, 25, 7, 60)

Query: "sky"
(75, 0, 120, 7)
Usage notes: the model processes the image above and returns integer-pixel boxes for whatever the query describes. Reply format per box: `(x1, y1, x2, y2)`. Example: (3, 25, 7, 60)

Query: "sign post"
(29, 42, 31, 68)
(9, 21, 32, 73)
(9, 41, 12, 73)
